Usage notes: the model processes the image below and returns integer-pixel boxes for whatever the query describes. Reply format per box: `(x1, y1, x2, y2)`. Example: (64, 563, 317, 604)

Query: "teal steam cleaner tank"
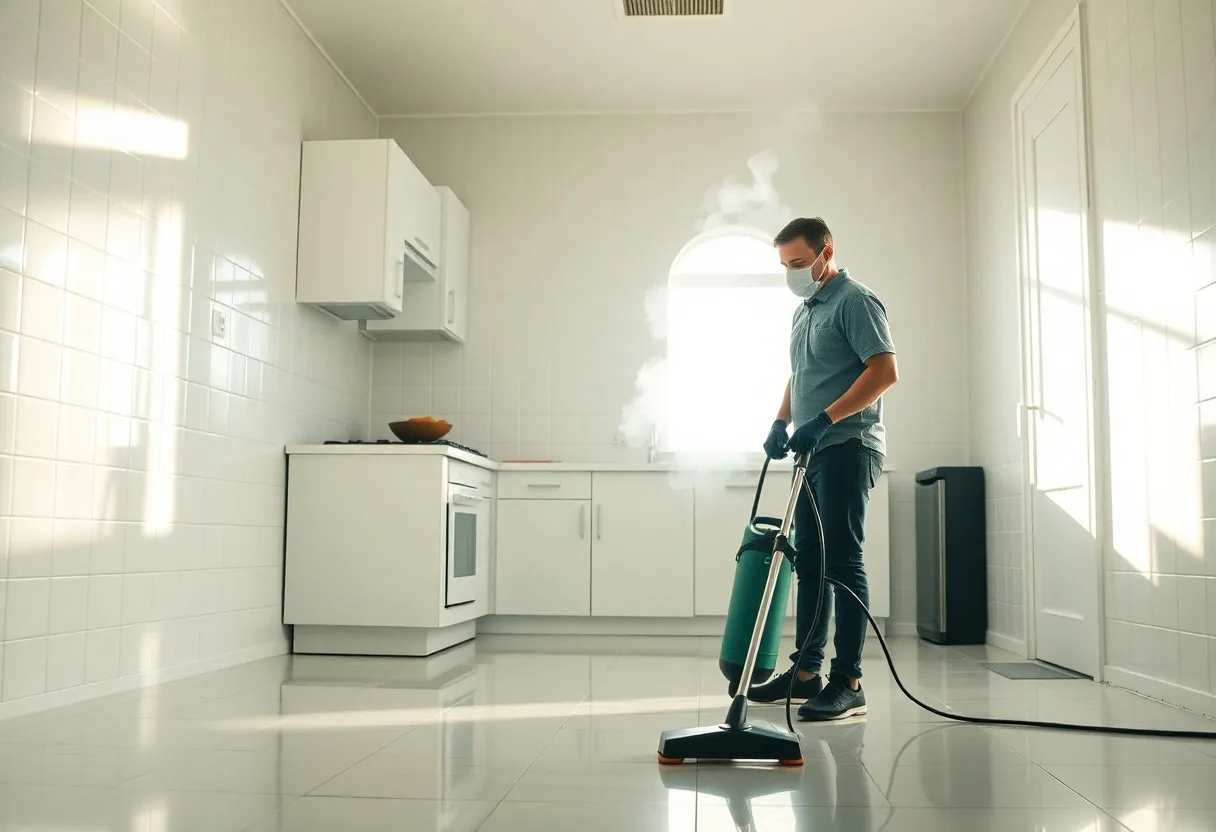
(719, 458, 794, 692)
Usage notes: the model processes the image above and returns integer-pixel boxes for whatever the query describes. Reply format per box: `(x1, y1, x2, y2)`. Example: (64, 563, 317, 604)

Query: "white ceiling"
(284, 0, 1029, 116)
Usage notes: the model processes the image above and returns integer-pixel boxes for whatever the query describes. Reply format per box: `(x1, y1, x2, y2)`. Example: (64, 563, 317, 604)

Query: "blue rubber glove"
(763, 420, 789, 460)
(786, 412, 833, 455)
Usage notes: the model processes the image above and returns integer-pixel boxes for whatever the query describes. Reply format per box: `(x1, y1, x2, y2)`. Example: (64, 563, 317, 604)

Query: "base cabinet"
(590, 473, 695, 617)
(693, 472, 891, 620)
(693, 471, 794, 617)
(494, 469, 889, 622)
(496, 499, 591, 616)
(494, 472, 694, 617)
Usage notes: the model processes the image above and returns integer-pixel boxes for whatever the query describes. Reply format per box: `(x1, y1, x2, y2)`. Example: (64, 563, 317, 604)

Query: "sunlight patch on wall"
(32, 92, 192, 160)
(143, 207, 185, 537)
(1101, 219, 1204, 578)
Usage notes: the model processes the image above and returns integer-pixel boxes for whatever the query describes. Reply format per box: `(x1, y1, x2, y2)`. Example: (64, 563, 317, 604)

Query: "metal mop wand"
(656, 454, 807, 765)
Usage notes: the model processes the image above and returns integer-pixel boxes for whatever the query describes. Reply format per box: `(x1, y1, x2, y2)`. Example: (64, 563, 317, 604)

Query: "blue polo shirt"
(789, 269, 895, 457)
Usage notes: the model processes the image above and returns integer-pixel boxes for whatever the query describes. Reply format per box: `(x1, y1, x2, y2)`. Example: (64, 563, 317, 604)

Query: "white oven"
(445, 480, 487, 607)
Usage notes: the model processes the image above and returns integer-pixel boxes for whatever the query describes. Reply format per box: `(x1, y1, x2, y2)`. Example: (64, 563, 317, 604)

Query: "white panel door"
(1016, 16, 1100, 678)
(694, 469, 793, 616)
(592, 473, 695, 617)
(495, 499, 591, 616)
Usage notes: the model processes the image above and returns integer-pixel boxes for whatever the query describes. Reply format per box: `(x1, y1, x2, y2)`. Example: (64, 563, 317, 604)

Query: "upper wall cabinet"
(296, 139, 442, 321)
(361, 186, 470, 343)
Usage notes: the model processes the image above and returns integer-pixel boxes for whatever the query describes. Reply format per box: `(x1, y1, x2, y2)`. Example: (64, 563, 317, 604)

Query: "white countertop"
(286, 444, 497, 469)
(496, 460, 790, 472)
(284, 445, 894, 474)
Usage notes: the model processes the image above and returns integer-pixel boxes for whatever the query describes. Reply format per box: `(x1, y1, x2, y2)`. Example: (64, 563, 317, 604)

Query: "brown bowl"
(389, 418, 452, 443)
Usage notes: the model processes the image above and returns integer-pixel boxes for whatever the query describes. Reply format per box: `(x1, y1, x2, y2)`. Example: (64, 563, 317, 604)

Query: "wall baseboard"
(480, 616, 777, 637)
(0, 640, 288, 723)
(986, 631, 1027, 656)
(1104, 666, 1216, 721)
(479, 615, 895, 639)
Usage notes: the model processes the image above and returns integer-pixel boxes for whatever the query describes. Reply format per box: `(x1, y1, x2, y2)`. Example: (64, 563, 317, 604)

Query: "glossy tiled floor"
(1, 636, 1215, 831)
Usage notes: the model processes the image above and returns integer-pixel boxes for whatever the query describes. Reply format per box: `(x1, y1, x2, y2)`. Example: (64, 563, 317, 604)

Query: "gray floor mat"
(981, 662, 1087, 680)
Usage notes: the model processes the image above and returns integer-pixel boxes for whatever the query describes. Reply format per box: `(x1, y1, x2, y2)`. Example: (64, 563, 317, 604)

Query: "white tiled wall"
(965, 0, 1216, 711)
(0, 0, 373, 715)
(1088, 0, 1216, 704)
(963, 0, 1079, 652)
(375, 113, 972, 631)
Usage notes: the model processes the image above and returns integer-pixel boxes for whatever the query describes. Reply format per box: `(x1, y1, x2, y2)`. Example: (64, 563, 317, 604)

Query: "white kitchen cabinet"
(498, 471, 592, 500)
(694, 470, 794, 617)
(284, 447, 495, 657)
(296, 139, 441, 320)
(591, 473, 694, 617)
(393, 150, 442, 272)
(362, 187, 470, 342)
(496, 499, 591, 616)
(694, 471, 891, 620)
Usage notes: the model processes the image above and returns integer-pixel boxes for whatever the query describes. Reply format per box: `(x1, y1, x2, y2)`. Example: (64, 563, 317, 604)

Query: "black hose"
(783, 464, 1216, 740)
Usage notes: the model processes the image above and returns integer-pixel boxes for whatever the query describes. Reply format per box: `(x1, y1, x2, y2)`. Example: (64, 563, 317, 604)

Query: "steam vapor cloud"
(617, 149, 794, 464)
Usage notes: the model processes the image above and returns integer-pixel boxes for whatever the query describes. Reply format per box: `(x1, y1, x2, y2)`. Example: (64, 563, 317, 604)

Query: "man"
(749, 217, 898, 722)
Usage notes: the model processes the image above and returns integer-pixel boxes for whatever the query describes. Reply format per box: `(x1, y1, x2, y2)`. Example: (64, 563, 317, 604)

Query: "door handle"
(595, 505, 602, 540)
(526, 483, 561, 490)
(414, 236, 429, 252)
(447, 289, 455, 324)
(579, 505, 586, 539)
(1025, 403, 1064, 423)
(396, 258, 404, 299)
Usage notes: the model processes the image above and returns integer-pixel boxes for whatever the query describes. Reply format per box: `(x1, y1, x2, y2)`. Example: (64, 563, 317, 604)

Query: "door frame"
(1010, 5, 1107, 679)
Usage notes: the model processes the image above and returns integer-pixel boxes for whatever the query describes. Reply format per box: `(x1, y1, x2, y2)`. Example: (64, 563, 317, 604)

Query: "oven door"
(446, 486, 486, 607)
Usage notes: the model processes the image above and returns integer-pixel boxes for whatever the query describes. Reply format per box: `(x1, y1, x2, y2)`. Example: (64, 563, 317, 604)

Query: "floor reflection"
(0, 637, 1212, 831)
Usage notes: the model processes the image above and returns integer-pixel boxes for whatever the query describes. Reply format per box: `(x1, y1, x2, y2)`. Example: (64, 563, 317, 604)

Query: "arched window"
(665, 228, 800, 454)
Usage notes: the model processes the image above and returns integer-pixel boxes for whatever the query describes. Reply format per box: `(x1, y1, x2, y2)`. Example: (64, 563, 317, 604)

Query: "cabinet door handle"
(526, 483, 560, 490)
(414, 236, 429, 252)
(396, 259, 404, 299)
(579, 505, 586, 539)
(447, 289, 455, 324)
(595, 505, 602, 540)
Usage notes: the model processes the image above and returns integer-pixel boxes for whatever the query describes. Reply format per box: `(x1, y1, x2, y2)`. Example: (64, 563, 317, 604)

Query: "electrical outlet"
(211, 307, 228, 340)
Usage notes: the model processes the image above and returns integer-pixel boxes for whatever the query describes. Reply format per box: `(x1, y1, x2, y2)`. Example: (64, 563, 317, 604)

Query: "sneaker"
(744, 666, 824, 704)
(797, 676, 867, 721)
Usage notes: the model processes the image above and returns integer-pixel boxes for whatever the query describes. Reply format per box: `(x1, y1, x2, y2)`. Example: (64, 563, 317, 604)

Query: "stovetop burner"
(324, 439, 488, 458)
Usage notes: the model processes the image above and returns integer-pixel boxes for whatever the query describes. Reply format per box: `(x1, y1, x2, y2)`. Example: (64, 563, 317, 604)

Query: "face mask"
(786, 252, 825, 300)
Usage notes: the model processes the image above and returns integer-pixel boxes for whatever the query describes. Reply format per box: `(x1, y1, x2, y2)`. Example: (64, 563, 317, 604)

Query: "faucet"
(648, 424, 659, 464)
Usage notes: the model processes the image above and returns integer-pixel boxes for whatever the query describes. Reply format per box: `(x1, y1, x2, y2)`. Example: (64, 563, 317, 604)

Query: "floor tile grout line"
(468, 664, 602, 832)
(1032, 760, 1120, 824)
(297, 703, 459, 802)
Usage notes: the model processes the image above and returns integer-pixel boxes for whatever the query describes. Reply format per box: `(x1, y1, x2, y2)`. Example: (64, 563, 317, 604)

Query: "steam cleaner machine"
(658, 455, 806, 766)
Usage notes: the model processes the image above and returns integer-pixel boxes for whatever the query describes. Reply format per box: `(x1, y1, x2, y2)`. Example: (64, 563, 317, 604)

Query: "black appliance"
(915, 466, 987, 645)
(323, 439, 488, 458)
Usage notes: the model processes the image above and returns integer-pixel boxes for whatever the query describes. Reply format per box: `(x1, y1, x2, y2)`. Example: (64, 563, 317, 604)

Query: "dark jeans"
(789, 438, 883, 680)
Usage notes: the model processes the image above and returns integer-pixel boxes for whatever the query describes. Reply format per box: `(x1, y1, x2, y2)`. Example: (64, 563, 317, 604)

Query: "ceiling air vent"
(621, 0, 725, 16)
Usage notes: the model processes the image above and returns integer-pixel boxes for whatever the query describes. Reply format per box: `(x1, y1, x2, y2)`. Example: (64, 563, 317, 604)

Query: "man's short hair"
(773, 217, 833, 254)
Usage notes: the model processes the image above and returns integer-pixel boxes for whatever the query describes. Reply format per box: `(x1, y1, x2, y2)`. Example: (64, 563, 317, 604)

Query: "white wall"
(0, 0, 374, 715)
(1089, 0, 1216, 708)
(963, 0, 1078, 653)
(375, 112, 971, 631)
(965, 0, 1216, 712)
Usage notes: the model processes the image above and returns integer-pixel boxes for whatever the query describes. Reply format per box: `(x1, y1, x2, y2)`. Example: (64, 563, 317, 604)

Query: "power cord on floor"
(782, 464, 1216, 740)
